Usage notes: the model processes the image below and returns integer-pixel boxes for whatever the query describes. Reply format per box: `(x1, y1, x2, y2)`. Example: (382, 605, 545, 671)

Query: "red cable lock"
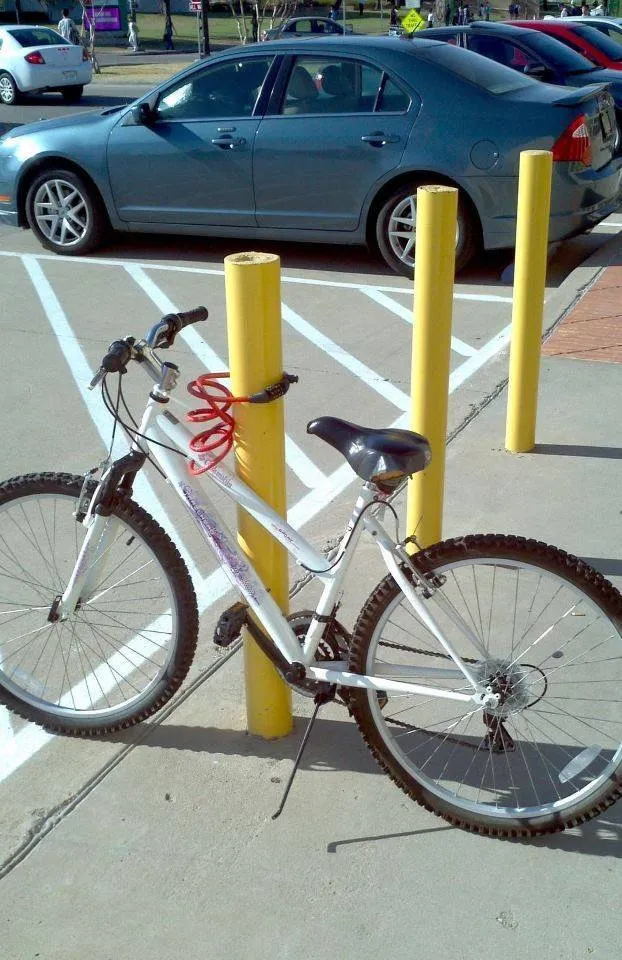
(185, 370, 299, 475)
(186, 373, 248, 475)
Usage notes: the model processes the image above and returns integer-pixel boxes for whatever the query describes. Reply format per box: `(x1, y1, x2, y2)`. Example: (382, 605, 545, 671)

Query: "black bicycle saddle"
(307, 417, 431, 492)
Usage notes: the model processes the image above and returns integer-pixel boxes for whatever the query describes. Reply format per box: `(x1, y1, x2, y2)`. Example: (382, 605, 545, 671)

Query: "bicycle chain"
(377, 639, 490, 751)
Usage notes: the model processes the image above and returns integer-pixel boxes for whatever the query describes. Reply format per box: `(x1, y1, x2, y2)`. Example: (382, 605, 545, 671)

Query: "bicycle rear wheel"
(0, 473, 198, 735)
(348, 534, 622, 837)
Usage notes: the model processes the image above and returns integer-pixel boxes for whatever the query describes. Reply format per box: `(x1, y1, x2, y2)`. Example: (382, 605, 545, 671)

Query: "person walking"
(57, 8, 77, 42)
(163, 18, 175, 49)
(128, 16, 139, 53)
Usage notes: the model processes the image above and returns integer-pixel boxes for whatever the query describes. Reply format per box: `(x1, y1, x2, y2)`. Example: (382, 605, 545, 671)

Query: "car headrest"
(288, 66, 319, 100)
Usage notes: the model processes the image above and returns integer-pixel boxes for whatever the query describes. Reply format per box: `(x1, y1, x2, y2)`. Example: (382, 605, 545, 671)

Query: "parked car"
(510, 18, 622, 70)
(262, 17, 353, 41)
(422, 21, 622, 134)
(563, 16, 622, 46)
(0, 36, 620, 275)
(0, 24, 92, 105)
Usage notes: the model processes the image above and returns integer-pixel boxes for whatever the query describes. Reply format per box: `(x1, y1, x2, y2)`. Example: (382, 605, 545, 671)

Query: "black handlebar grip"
(175, 306, 208, 330)
(102, 340, 132, 373)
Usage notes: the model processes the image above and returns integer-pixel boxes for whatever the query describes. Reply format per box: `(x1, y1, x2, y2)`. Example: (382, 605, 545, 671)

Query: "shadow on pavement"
(580, 557, 622, 578)
(104, 716, 622, 858)
(533, 443, 622, 459)
(93, 232, 514, 285)
(103, 714, 380, 776)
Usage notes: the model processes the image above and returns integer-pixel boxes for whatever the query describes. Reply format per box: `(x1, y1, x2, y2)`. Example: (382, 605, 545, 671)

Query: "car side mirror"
(132, 102, 155, 125)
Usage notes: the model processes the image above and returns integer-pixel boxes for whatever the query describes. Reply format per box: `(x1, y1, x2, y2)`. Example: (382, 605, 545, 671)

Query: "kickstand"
(272, 683, 336, 820)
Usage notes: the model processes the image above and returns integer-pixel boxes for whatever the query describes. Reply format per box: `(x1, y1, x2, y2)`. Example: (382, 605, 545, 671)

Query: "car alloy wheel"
(375, 183, 479, 277)
(25, 168, 108, 255)
(0, 72, 19, 106)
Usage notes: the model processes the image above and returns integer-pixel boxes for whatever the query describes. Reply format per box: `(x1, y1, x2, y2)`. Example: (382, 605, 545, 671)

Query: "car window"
(568, 23, 622, 61)
(590, 23, 622, 46)
(281, 57, 410, 115)
(416, 41, 534, 94)
(155, 58, 273, 120)
(467, 35, 541, 72)
(9, 27, 66, 47)
(292, 20, 312, 33)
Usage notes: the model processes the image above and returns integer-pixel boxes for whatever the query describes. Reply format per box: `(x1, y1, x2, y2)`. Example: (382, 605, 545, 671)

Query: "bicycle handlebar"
(89, 306, 208, 390)
(146, 307, 209, 349)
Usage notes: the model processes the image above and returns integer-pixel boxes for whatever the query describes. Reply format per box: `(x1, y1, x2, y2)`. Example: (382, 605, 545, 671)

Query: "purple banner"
(84, 5, 122, 31)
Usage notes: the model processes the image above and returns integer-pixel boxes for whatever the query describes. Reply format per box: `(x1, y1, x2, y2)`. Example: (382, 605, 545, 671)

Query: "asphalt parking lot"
(0, 204, 621, 877)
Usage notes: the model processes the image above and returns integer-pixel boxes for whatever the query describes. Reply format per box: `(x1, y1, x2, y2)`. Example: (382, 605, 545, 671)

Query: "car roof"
(220, 34, 442, 54)
(424, 22, 529, 36)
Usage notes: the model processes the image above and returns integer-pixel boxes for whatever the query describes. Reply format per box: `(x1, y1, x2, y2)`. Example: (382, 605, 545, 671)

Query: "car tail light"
(82, 48, 90, 62)
(24, 51, 46, 65)
(552, 114, 592, 167)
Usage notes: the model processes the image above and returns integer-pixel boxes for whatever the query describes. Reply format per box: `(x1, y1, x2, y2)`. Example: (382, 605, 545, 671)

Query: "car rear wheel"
(25, 168, 108, 255)
(61, 85, 84, 104)
(0, 72, 20, 106)
(375, 182, 479, 277)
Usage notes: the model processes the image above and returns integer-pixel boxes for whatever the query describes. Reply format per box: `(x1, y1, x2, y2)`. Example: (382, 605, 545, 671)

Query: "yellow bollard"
(407, 185, 458, 549)
(505, 150, 553, 453)
(224, 252, 293, 739)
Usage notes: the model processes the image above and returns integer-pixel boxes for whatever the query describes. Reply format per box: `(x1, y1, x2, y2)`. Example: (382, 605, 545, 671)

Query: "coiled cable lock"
(186, 371, 298, 475)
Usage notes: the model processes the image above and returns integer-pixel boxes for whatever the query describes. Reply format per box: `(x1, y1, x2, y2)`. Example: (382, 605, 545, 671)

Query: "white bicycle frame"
(61, 362, 500, 711)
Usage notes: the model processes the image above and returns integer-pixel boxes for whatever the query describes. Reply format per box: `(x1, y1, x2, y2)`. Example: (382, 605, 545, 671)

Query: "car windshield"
(8, 27, 66, 47)
(570, 23, 622, 61)
(416, 41, 534, 94)
(525, 28, 601, 73)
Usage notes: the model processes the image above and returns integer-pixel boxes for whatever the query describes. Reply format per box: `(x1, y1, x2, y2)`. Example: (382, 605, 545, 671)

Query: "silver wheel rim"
(0, 76, 15, 104)
(365, 556, 622, 822)
(32, 178, 90, 248)
(387, 194, 460, 269)
(0, 492, 179, 721)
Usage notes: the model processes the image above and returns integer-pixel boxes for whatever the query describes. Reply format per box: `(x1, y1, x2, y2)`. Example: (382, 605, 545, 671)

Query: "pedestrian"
(57, 8, 77, 42)
(590, 0, 604, 13)
(427, 8, 434, 25)
(484, 1, 490, 18)
(163, 18, 175, 50)
(389, 2, 398, 27)
(444, 1, 451, 24)
(359, 0, 365, 15)
(128, 16, 139, 53)
(580, 1, 590, 12)
(251, 6, 259, 40)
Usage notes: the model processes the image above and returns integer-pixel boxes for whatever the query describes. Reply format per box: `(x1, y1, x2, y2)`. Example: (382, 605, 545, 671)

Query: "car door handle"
(360, 132, 401, 146)
(211, 136, 246, 149)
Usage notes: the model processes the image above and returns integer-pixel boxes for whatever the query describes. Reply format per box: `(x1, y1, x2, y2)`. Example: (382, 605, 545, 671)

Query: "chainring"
(285, 610, 350, 698)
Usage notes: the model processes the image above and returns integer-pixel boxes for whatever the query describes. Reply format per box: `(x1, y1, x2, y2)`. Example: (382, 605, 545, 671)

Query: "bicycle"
(1, 307, 621, 838)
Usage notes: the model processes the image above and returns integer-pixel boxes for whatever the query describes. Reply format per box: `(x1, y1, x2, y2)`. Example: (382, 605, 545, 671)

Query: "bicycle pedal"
(213, 601, 248, 648)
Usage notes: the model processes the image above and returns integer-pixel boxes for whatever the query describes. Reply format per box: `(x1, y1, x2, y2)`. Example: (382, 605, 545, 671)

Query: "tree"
(228, 0, 298, 44)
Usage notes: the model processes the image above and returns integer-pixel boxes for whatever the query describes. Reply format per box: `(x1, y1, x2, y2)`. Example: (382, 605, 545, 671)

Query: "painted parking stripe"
(0, 250, 515, 782)
(281, 303, 411, 412)
(19, 256, 202, 587)
(0, 251, 514, 303)
(360, 287, 478, 357)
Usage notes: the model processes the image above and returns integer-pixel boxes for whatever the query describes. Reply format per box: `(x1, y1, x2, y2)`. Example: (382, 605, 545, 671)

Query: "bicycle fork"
(48, 509, 120, 623)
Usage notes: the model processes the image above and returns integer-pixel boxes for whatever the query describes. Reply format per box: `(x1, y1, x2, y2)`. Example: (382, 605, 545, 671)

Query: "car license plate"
(63, 71, 77, 81)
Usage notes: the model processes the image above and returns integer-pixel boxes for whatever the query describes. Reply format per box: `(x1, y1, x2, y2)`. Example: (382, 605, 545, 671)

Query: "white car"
(0, 24, 93, 106)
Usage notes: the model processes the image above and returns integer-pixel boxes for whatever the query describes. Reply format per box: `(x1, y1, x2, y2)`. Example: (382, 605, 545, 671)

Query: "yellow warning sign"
(401, 8, 426, 31)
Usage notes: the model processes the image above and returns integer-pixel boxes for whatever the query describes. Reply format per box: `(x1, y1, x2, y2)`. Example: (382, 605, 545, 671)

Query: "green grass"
(133, 9, 408, 48)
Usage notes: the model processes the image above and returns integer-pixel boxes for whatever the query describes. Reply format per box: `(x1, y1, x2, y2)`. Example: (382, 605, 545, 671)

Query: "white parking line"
(282, 303, 411, 411)
(0, 249, 515, 784)
(0, 251, 514, 302)
(359, 287, 478, 357)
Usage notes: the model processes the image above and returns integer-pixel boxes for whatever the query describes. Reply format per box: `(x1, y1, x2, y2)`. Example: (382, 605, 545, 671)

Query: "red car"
(509, 19, 622, 70)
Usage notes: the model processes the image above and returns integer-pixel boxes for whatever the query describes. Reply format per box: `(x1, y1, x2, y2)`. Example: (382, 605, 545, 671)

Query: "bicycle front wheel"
(0, 473, 198, 736)
(348, 534, 622, 837)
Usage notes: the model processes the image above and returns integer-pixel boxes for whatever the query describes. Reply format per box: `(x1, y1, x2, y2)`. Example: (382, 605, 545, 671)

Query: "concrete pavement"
(0, 233, 621, 959)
